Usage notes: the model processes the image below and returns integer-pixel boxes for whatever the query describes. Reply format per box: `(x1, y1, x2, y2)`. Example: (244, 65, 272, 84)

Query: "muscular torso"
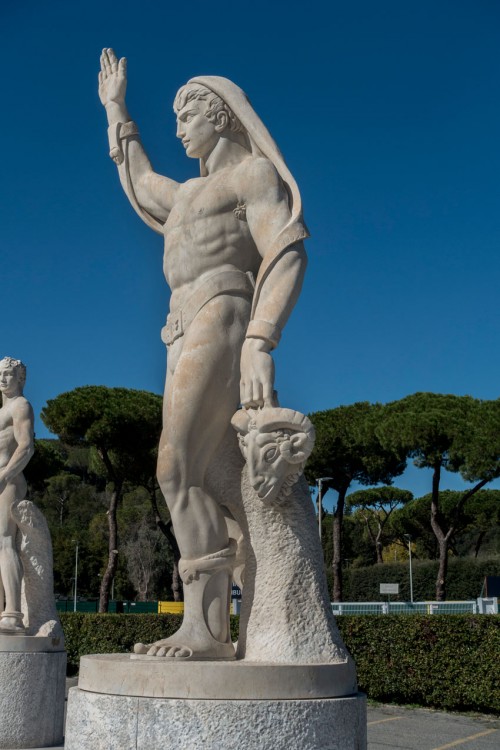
(163, 166, 262, 311)
(0, 401, 23, 470)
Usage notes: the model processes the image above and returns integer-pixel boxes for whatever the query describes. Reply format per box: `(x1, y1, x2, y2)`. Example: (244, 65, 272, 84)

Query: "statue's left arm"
(239, 158, 307, 408)
(0, 400, 35, 493)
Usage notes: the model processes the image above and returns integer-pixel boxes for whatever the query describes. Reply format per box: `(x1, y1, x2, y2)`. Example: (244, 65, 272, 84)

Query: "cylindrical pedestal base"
(65, 656, 366, 750)
(0, 650, 66, 749)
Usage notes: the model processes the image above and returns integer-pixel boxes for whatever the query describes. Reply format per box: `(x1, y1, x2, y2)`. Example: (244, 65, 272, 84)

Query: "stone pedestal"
(0, 637, 66, 749)
(64, 654, 367, 750)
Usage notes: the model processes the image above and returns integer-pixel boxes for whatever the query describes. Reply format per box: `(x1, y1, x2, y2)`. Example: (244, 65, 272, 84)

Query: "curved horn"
(257, 408, 315, 436)
(231, 409, 252, 434)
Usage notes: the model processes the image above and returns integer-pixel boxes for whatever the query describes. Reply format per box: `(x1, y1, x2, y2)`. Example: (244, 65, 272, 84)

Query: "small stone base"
(0, 634, 64, 653)
(0, 650, 66, 749)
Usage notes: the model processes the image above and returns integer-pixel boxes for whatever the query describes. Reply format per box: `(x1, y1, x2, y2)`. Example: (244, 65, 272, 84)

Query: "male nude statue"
(0, 357, 34, 633)
(99, 49, 309, 659)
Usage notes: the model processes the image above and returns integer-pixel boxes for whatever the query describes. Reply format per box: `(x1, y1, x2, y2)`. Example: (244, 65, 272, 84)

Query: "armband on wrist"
(107, 121, 140, 165)
(245, 320, 281, 349)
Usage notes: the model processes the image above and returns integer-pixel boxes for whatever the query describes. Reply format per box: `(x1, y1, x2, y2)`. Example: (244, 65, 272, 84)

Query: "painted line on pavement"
(431, 728, 498, 749)
(367, 717, 403, 726)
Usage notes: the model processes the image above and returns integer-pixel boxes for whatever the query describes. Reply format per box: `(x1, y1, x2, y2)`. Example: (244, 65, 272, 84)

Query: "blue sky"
(1, 1, 499, 503)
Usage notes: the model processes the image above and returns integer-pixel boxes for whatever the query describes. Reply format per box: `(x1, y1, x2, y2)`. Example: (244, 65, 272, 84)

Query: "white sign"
(380, 583, 399, 595)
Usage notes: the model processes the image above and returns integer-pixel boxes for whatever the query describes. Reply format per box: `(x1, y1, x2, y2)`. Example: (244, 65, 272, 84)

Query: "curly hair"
(0, 357, 27, 387)
(174, 84, 244, 134)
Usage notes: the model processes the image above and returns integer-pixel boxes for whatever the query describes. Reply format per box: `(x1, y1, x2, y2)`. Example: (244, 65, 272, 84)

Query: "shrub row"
(337, 615, 500, 713)
(61, 612, 500, 714)
(341, 556, 500, 602)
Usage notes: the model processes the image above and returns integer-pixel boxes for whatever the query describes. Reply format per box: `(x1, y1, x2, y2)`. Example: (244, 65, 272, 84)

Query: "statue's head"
(173, 84, 245, 160)
(231, 408, 315, 506)
(0, 357, 26, 396)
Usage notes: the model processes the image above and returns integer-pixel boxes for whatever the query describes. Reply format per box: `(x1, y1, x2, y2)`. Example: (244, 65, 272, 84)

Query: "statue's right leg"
(0, 483, 25, 633)
(135, 295, 250, 659)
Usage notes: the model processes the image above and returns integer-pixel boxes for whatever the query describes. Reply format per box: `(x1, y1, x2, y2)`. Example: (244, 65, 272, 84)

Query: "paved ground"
(368, 703, 500, 750)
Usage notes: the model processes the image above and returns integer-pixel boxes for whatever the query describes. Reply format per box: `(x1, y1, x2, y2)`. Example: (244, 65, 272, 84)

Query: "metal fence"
(331, 598, 498, 615)
(55, 597, 498, 616)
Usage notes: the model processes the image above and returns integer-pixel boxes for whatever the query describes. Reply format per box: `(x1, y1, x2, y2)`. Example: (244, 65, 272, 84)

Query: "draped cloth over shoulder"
(188, 76, 310, 317)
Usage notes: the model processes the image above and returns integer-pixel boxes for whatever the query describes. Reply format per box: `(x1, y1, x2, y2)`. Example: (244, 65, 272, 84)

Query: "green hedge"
(60, 613, 500, 714)
(342, 556, 500, 602)
(337, 615, 500, 713)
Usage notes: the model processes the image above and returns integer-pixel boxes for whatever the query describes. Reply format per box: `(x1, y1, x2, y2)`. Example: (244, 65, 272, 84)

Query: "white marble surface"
(99, 51, 311, 660)
(79, 653, 357, 699)
(65, 687, 367, 750)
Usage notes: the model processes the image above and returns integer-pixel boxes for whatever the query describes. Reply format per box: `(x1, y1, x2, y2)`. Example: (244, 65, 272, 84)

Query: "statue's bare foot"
(134, 641, 194, 658)
(133, 631, 235, 661)
(0, 612, 25, 634)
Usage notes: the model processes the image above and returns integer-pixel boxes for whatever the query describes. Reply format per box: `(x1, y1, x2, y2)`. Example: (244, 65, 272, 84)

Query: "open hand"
(98, 48, 127, 107)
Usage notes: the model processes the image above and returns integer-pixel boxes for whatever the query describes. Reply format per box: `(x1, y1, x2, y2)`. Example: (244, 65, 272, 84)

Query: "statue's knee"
(157, 445, 182, 495)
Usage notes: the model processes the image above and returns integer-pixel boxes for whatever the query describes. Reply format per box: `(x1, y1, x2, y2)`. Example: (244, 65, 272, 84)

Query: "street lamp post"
(404, 534, 413, 603)
(72, 539, 79, 613)
(316, 477, 333, 541)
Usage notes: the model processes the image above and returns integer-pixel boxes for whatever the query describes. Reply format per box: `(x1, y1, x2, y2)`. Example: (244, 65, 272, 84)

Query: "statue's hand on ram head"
(231, 408, 315, 506)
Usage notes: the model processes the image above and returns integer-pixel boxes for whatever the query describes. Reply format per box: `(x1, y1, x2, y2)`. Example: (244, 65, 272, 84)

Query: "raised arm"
(98, 48, 180, 228)
(238, 158, 308, 408)
(0, 400, 34, 493)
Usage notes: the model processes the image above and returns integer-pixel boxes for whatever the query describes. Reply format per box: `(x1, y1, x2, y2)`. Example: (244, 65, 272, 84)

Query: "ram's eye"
(264, 447, 278, 462)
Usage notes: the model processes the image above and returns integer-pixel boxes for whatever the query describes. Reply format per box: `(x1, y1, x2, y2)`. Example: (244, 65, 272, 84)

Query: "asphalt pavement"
(367, 703, 500, 750)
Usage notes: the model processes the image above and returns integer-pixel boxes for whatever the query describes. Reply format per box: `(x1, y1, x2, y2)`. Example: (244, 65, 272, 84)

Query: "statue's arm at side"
(238, 158, 308, 407)
(0, 400, 34, 486)
(244, 158, 307, 340)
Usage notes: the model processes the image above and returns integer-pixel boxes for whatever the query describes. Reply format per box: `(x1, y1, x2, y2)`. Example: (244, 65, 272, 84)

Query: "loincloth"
(161, 269, 255, 347)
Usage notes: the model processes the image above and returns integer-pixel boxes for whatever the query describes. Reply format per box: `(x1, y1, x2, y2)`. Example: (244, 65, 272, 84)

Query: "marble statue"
(98, 50, 350, 668)
(0, 357, 63, 641)
(0, 358, 66, 748)
(63, 50, 366, 750)
(0, 357, 34, 633)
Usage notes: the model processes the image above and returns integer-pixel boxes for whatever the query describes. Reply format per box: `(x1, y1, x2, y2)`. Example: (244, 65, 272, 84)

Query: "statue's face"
(176, 98, 220, 160)
(0, 365, 22, 398)
(242, 430, 294, 504)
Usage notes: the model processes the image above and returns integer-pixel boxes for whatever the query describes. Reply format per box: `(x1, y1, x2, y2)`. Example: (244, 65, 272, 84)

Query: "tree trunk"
(429, 463, 448, 601)
(332, 487, 347, 602)
(99, 484, 121, 613)
(474, 531, 486, 559)
(429, 464, 489, 601)
(435, 537, 449, 602)
(171, 556, 182, 602)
